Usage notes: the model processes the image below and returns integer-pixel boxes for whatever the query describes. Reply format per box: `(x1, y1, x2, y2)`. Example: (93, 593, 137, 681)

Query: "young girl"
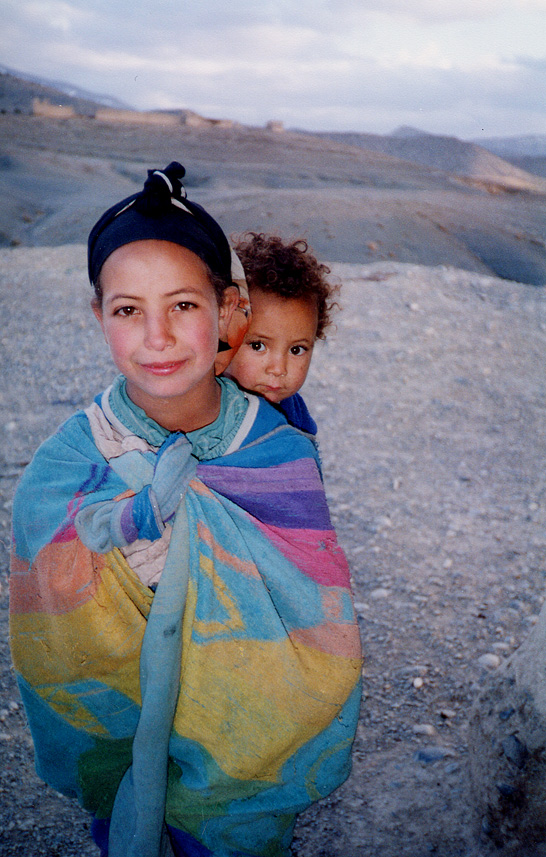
(227, 233, 337, 436)
(10, 163, 362, 857)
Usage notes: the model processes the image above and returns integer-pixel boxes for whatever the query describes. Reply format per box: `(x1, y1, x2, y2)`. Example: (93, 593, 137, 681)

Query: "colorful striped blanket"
(10, 380, 362, 857)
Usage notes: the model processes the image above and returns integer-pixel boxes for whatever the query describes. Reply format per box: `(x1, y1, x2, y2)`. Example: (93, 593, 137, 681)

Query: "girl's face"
(93, 240, 237, 431)
(227, 288, 318, 404)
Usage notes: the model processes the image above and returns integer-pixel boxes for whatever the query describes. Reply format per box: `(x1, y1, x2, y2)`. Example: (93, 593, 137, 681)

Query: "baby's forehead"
(247, 288, 319, 336)
(249, 287, 318, 312)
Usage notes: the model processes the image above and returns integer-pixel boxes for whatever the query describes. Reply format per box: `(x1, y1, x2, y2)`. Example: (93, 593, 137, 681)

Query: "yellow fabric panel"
(10, 550, 152, 715)
(173, 635, 361, 782)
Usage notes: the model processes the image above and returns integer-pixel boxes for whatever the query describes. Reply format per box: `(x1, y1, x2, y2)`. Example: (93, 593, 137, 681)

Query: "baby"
(227, 232, 337, 434)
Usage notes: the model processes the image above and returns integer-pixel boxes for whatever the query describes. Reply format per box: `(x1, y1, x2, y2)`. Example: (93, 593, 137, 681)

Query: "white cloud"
(1, 0, 546, 138)
(326, 0, 546, 22)
(50, 42, 229, 76)
(16, 0, 91, 32)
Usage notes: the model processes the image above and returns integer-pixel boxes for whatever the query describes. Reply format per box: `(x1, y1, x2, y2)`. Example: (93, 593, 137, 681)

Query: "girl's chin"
(126, 369, 217, 402)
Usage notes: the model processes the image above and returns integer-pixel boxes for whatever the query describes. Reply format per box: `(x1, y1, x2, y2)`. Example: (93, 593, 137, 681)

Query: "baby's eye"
(290, 345, 308, 356)
(249, 341, 266, 353)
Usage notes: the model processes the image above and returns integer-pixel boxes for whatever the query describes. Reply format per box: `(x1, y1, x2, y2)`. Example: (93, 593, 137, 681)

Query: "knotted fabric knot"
(136, 162, 188, 217)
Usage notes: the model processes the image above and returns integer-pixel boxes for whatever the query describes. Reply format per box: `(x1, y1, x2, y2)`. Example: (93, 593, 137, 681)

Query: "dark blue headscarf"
(87, 162, 232, 285)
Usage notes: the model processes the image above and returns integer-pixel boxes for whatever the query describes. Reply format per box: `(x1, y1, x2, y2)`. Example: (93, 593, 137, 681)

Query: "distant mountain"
(473, 135, 546, 158)
(0, 64, 130, 115)
(470, 135, 546, 179)
(296, 128, 546, 190)
(501, 156, 546, 179)
(390, 126, 434, 138)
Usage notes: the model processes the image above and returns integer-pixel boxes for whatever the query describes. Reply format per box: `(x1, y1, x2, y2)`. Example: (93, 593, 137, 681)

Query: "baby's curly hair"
(233, 233, 338, 340)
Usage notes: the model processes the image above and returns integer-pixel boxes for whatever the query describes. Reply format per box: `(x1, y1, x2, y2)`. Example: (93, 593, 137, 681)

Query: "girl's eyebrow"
(165, 287, 203, 298)
(107, 286, 203, 303)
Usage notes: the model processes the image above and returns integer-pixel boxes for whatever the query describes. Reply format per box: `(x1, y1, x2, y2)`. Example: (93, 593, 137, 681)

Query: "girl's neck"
(126, 376, 222, 433)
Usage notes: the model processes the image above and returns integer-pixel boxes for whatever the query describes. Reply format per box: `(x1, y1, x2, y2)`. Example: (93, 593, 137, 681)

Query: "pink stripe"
(255, 522, 351, 587)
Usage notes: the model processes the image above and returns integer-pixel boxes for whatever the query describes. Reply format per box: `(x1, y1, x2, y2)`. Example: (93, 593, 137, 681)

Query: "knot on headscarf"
(135, 162, 187, 218)
(87, 162, 233, 286)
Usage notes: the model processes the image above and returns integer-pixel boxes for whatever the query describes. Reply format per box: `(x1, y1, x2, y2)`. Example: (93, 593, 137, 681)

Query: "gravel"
(1, 246, 545, 855)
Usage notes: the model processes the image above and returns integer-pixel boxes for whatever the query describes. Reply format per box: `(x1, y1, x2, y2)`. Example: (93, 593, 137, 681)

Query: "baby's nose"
(267, 354, 287, 376)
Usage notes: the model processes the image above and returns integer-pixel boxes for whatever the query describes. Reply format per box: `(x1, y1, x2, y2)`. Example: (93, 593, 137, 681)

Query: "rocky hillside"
(301, 127, 546, 189)
(0, 69, 116, 116)
(0, 70, 545, 284)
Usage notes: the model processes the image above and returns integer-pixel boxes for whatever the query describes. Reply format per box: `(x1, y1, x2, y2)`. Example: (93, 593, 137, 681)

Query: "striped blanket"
(10, 379, 362, 857)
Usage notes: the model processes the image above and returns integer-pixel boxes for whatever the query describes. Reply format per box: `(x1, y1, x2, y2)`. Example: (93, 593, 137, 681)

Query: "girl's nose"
(144, 314, 175, 350)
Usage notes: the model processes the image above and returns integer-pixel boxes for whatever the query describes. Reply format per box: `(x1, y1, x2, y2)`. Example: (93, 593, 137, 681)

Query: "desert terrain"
(1, 90, 546, 856)
(1, 103, 546, 286)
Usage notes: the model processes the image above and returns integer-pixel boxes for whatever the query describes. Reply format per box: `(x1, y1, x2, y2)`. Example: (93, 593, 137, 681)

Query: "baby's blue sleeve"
(278, 393, 318, 435)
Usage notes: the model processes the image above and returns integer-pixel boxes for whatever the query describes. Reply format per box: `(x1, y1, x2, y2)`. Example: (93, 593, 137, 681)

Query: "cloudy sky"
(2, 0, 546, 139)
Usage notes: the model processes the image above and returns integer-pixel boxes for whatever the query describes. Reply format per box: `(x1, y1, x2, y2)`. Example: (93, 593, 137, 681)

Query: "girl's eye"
(290, 345, 308, 356)
(249, 341, 266, 353)
(114, 306, 137, 317)
(175, 301, 197, 311)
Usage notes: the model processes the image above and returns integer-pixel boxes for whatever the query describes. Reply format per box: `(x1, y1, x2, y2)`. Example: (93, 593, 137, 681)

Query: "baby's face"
(227, 288, 318, 403)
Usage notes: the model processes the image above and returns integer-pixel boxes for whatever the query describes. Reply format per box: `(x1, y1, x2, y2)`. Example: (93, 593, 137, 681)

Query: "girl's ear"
(91, 298, 106, 336)
(218, 286, 239, 339)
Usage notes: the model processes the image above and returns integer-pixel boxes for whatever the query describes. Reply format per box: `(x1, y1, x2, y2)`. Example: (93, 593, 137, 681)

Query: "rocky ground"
(1, 245, 545, 855)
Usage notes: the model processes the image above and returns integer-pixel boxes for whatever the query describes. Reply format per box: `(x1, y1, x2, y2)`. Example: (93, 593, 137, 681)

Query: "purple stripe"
(225, 490, 332, 529)
(197, 459, 321, 494)
(120, 497, 139, 543)
(197, 461, 333, 529)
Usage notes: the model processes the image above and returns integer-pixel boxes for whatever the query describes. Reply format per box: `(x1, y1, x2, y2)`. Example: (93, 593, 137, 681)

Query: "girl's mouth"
(141, 361, 186, 376)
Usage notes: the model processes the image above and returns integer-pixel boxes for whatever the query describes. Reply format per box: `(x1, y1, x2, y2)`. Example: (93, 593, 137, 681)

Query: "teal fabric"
(108, 374, 248, 459)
